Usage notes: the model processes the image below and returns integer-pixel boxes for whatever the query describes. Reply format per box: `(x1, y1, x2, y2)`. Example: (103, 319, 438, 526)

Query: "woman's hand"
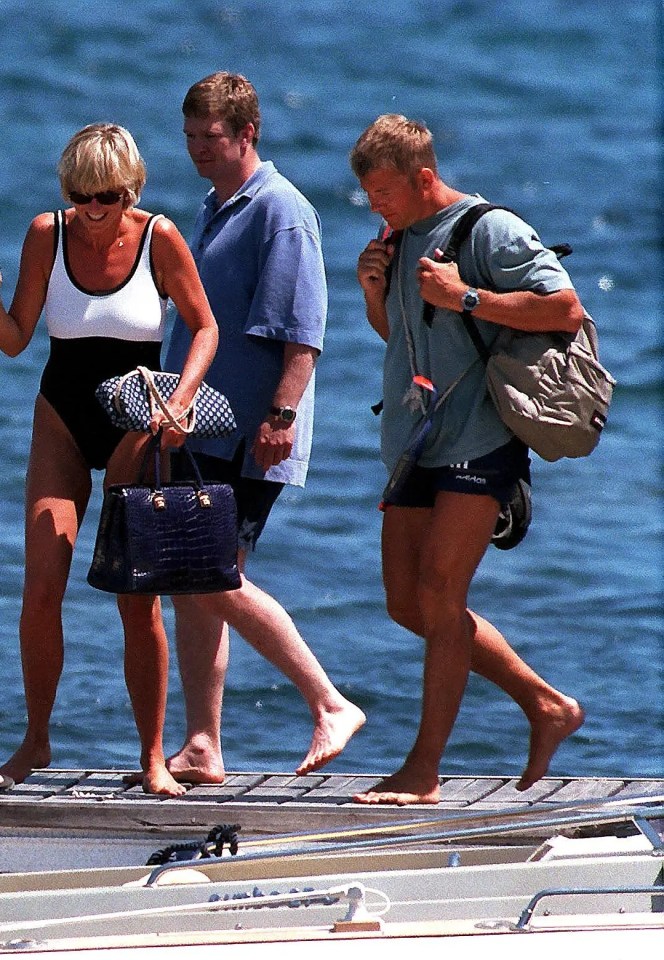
(149, 401, 192, 449)
(0, 214, 54, 357)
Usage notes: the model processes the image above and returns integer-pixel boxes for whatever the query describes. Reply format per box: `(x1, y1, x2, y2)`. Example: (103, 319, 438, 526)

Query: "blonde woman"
(0, 123, 218, 795)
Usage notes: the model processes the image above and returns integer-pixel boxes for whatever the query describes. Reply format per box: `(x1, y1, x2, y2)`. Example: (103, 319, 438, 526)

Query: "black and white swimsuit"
(39, 211, 167, 469)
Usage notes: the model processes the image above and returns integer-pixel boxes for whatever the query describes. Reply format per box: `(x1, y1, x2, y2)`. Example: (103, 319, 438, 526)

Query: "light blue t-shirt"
(165, 161, 327, 485)
(382, 195, 575, 471)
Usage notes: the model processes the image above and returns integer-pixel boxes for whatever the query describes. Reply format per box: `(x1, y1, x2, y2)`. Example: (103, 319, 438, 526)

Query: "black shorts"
(391, 437, 531, 509)
(171, 443, 284, 551)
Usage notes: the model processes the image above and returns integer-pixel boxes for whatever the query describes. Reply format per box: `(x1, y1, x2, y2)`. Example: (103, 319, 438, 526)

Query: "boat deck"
(0, 770, 662, 837)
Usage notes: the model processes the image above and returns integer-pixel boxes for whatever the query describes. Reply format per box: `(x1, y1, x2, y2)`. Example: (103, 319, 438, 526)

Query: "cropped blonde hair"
(350, 114, 438, 181)
(58, 123, 146, 207)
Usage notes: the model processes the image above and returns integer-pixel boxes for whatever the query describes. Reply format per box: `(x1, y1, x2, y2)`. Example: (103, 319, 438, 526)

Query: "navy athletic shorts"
(390, 437, 531, 510)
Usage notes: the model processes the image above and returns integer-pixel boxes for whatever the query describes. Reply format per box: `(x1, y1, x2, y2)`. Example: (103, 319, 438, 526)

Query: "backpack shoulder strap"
(422, 203, 510, 328)
(440, 202, 510, 264)
(423, 203, 574, 364)
(382, 226, 403, 299)
(439, 203, 511, 360)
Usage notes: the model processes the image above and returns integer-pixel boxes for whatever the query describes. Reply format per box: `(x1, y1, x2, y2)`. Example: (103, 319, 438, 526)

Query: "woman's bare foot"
(143, 763, 188, 797)
(166, 734, 226, 785)
(517, 696, 585, 791)
(0, 738, 51, 786)
(352, 761, 440, 806)
(296, 700, 366, 775)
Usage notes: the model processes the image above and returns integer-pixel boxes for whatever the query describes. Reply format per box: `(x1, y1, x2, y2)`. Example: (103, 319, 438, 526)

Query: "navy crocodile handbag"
(87, 435, 241, 595)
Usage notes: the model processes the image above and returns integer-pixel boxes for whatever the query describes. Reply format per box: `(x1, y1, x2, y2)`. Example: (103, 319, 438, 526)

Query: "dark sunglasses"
(69, 190, 124, 206)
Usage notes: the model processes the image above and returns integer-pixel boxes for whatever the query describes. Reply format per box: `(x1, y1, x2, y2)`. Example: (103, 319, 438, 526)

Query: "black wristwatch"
(462, 288, 481, 312)
(269, 405, 297, 424)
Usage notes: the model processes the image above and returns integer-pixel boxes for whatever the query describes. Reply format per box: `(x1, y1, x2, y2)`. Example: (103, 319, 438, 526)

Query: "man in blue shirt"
(165, 72, 365, 783)
(350, 114, 585, 805)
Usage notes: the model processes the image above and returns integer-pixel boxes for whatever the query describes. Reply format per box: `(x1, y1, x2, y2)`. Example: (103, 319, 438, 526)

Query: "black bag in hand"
(87, 435, 241, 595)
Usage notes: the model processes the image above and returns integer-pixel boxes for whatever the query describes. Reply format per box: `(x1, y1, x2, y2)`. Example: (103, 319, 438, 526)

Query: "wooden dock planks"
(0, 770, 662, 838)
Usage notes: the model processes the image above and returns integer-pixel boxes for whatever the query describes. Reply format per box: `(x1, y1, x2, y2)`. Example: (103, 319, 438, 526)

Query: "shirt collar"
(203, 161, 276, 216)
(409, 194, 484, 236)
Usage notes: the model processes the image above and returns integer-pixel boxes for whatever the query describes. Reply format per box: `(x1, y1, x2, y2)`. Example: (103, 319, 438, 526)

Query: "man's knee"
(384, 563, 463, 635)
(172, 594, 204, 617)
(416, 568, 468, 633)
(385, 593, 416, 632)
(384, 580, 429, 635)
(172, 593, 232, 646)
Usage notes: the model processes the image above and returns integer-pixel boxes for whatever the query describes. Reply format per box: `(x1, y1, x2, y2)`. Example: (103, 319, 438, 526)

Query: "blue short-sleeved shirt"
(382, 195, 575, 471)
(165, 161, 327, 485)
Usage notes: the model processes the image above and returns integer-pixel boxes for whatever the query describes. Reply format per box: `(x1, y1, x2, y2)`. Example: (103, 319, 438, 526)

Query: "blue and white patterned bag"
(96, 366, 237, 439)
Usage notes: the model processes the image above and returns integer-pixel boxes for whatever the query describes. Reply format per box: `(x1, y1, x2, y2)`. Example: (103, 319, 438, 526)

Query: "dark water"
(0, 0, 661, 781)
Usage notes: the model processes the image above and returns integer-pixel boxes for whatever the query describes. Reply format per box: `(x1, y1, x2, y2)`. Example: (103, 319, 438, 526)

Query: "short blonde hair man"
(349, 114, 438, 180)
(349, 113, 586, 807)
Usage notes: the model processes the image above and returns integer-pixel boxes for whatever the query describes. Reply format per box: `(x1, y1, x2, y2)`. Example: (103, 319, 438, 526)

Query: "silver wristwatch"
(269, 405, 297, 424)
(462, 288, 480, 312)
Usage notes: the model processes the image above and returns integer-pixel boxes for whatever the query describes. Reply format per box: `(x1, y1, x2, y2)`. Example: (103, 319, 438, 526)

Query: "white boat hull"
(0, 775, 662, 956)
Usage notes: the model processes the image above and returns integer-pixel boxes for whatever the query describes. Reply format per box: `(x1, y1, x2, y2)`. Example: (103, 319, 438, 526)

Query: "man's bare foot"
(143, 763, 188, 797)
(296, 700, 366, 775)
(352, 762, 440, 806)
(517, 696, 585, 791)
(124, 736, 225, 787)
(166, 735, 226, 785)
(0, 739, 51, 786)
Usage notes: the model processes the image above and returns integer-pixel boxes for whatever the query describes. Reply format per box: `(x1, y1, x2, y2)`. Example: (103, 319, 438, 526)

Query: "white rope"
(113, 366, 196, 434)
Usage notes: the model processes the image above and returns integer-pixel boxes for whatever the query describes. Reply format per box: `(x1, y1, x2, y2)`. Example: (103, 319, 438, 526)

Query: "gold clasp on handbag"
(197, 490, 212, 508)
(152, 491, 167, 511)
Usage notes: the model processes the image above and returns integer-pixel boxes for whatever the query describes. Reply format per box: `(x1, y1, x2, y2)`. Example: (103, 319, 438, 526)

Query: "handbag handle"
(138, 432, 212, 510)
(112, 367, 197, 435)
(137, 366, 197, 435)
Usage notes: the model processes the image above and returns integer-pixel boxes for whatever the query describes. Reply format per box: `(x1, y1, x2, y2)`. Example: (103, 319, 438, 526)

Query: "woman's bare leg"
(0, 397, 91, 784)
(107, 434, 185, 797)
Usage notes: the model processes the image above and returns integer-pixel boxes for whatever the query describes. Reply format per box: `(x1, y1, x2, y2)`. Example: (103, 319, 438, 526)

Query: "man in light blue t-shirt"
(165, 73, 364, 784)
(350, 114, 586, 806)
